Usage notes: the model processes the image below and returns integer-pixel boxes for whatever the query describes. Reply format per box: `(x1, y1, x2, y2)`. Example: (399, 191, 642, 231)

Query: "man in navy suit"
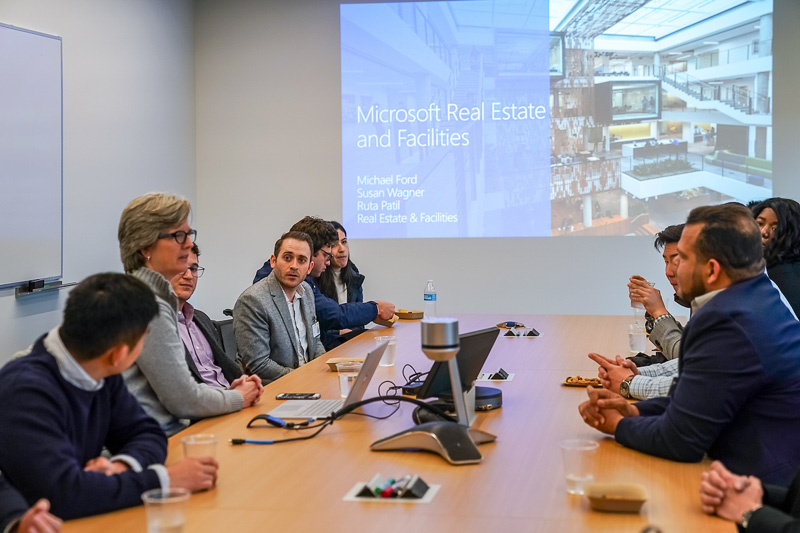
(579, 203, 800, 485)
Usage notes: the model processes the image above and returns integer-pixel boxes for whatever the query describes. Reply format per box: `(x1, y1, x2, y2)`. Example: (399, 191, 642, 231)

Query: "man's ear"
(307, 260, 314, 275)
(107, 344, 130, 368)
(269, 254, 277, 268)
(705, 258, 723, 285)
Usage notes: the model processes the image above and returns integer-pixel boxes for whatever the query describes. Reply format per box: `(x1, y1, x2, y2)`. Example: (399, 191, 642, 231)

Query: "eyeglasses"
(186, 266, 205, 278)
(319, 248, 333, 261)
(158, 229, 197, 245)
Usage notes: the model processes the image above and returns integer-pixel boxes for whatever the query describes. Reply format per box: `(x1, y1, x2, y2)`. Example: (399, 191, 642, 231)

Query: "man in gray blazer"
(234, 231, 325, 384)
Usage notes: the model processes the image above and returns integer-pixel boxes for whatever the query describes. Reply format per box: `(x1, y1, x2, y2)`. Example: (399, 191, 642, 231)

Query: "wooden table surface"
(64, 314, 733, 533)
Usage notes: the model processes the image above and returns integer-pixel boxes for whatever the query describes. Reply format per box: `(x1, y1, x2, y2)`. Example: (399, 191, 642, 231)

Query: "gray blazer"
(233, 271, 325, 384)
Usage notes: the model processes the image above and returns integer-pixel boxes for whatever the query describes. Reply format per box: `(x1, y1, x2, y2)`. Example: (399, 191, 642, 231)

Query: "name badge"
(312, 321, 320, 337)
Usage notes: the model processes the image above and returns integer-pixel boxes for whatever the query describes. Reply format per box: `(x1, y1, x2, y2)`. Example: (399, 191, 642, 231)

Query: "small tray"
(396, 310, 424, 320)
(374, 315, 398, 328)
(562, 376, 602, 388)
(326, 357, 365, 371)
(584, 483, 647, 513)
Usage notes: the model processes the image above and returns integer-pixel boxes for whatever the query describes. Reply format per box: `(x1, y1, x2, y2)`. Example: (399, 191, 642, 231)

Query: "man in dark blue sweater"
(253, 216, 395, 349)
(579, 204, 800, 486)
(0, 273, 218, 520)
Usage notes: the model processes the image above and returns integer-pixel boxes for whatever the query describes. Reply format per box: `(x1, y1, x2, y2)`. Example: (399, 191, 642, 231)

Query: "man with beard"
(235, 231, 326, 384)
(579, 203, 800, 485)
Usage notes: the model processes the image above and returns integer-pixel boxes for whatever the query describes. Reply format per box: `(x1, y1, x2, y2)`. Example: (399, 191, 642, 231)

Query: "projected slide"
(341, 1, 551, 238)
(341, 0, 773, 238)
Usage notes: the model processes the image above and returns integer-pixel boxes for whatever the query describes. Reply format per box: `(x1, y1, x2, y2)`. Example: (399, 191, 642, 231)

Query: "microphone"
(370, 318, 496, 465)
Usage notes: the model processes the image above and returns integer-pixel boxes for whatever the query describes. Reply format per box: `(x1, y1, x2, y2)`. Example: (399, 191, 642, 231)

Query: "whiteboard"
(0, 22, 62, 288)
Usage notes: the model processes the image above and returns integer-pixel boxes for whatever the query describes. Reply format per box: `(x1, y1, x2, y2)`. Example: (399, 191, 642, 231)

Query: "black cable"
(231, 395, 457, 446)
(402, 364, 427, 384)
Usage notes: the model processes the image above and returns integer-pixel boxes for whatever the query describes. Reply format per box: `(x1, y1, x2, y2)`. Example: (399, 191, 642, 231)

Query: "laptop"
(267, 340, 388, 419)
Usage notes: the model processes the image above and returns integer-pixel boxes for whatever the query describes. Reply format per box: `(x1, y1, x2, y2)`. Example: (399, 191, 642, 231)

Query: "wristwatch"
(742, 505, 762, 528)
(619, 375, 635, 399)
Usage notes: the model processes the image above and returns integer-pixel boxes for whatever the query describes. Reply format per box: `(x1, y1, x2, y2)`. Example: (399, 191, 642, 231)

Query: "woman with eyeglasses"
(317, 221, 367, 346)
(752, 197, 800, 316)
(118, 192, 261, 436)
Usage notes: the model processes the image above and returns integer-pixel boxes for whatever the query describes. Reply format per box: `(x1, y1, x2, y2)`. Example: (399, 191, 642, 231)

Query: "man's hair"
(751, 197, 800, 267)
(685, 203, 764, 281)
(653, 223, 684, 252)
(191, 243, 200, 258)
(273, 231, 314, 258)
(60, 273, 158, 361)
(118, 192, 191, 273)
(289, 216, 338, 255)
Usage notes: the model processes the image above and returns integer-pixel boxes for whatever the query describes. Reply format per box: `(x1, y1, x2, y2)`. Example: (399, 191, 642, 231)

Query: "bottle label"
(424, 294, 437, 301)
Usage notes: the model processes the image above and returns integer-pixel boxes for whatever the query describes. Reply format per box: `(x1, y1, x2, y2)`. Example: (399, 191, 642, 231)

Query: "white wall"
(0, 0, 195, 362)
(192, 0, 800, 322)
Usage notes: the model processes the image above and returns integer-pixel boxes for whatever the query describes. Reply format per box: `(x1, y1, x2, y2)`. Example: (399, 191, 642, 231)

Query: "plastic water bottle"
(423, 280, 437, 317)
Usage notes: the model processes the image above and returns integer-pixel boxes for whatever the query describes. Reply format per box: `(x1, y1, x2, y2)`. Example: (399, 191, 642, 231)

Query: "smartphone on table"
(275, 393, 321, 400)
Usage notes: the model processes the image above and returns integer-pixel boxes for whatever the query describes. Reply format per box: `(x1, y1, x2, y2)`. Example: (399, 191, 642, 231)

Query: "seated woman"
(317, 221, 367, 346)
(118, 192, 261, 435)
(752, 197, 800, 315)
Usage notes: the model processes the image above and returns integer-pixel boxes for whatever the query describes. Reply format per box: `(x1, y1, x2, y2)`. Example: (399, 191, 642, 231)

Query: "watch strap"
(742, 504, 763, 528)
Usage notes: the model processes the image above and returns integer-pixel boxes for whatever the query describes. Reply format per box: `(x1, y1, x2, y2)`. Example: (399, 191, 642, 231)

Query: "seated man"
(700, 460, 800, 531)
(172, 244, 262, 396)
(579, 204, 800, 485)
(595, 220, 797, 400)
(591, 224, 688, 400)
(235, 231, 326, 383)
(0, 274, 218, 519)
(253, 216, 394, 350)
(0, 477, 61, 533)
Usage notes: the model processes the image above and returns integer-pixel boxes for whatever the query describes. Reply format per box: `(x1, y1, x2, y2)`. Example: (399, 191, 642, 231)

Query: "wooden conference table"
(65, 314, 733, 533)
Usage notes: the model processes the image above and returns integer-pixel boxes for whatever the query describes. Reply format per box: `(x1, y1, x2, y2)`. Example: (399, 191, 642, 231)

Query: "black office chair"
(213, 311, 237, 362)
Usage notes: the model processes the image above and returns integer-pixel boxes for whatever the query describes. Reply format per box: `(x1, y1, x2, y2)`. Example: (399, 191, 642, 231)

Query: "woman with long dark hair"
(752, 197, 800, 315)
(317, 221, 365, 304)
(317, 221, 367, 345)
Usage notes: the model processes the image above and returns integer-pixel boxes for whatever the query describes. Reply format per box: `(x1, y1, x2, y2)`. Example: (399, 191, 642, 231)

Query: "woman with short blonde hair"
(118, 193, 191, 273)
(117, 192, 261, 436)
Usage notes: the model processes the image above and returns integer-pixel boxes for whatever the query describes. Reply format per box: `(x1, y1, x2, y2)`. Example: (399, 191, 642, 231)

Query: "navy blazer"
(747, 466, 800, 532)
(183, 307, 243, 385)
(616, 273, 800, 485)
(0, 475, 28, 533)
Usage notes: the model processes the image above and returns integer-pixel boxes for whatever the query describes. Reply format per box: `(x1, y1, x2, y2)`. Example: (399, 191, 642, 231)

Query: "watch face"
(620, 381, 630, 398)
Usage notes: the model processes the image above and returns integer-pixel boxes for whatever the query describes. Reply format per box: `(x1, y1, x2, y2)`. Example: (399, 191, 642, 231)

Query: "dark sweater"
(0, 336, 167, 519)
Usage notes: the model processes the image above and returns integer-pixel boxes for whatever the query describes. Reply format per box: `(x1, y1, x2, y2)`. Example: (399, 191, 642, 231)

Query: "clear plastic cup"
(375, 336, 397, 366)
(559, 439, 599, 495)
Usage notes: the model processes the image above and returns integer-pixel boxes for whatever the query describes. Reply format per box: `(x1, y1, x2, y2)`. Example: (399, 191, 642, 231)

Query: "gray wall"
(0, 0, 195, 362)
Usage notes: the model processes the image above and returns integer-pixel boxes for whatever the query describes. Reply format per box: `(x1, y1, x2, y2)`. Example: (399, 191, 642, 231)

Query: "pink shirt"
(177, 302, 230, 388)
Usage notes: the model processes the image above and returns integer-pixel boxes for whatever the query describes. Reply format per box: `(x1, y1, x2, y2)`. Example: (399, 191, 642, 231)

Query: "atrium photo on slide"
(340, 0, 773, 238)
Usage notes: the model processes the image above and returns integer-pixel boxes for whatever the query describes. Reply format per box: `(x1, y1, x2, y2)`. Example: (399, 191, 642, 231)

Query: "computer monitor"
(416, 327, 500, 400)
